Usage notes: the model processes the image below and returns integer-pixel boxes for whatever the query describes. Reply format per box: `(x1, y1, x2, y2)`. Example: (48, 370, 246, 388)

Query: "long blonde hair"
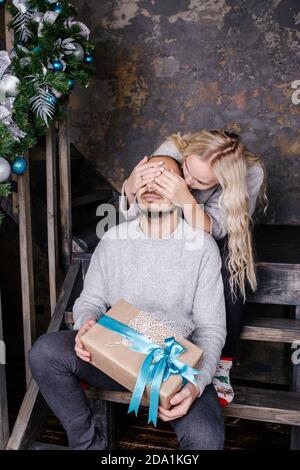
(169, 130, 267, 302)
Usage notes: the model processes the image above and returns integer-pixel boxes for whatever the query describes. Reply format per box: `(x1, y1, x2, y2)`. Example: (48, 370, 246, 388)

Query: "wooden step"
(86, 386, 300, 427)
(241, 317, 300, 343)
(224, 386, 300, 427)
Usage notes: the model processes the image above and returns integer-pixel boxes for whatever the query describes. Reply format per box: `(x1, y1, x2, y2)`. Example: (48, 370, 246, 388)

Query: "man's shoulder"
(181, 220, 217, 244)
(181, 220, 220, 254)
(101, 219, 139, 241)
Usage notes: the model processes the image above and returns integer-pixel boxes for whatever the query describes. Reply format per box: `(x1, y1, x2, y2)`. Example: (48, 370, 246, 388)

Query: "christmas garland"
(0, 0, 95, 224)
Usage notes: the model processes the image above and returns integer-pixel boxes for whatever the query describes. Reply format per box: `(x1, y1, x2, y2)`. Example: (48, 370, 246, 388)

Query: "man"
(29, 155, 226, 450)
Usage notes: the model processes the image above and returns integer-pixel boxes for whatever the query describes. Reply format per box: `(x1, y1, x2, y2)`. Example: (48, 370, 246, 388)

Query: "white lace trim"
(125, 311, 194, 346)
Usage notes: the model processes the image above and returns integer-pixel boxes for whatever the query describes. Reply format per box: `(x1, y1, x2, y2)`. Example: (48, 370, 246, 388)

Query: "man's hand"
(124, 156, 165, 204)
(157, 383, 201, 422)
(74, 318, 96, 362)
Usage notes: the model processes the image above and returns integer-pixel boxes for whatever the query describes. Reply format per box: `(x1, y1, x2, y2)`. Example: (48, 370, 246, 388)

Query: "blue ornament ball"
(67, 79, 75, 89)
(84, 53, 94, 65)
(52, 60, 63, 72)
(12, 157, 28, 175)
(0, 0, 6, 6)
(53, 3, 63, 14)
(32, 46, 42, 54)
(47, 94, 57, 106)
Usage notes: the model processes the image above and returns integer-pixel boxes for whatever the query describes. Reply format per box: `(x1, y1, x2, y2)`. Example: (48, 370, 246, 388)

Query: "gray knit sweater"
(73, 217, 226, 394)
(120, 139, 264, 239)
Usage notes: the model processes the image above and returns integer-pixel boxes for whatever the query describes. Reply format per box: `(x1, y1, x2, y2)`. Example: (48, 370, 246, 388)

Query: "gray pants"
(29, 330, 224, 450)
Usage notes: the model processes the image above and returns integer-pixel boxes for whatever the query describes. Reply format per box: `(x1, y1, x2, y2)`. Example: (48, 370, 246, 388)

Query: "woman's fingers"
(154, 172, 176, 187)
(152, 176, 173, 192)
(137, 166, 165, 180)
(136, 156, 149, 167)
(151, 182, 170, 197)
(135, 160, 164, 174)
(164, 169, 185, 182)
(136, 179, 154, 191)
(134, 170, 165, 192)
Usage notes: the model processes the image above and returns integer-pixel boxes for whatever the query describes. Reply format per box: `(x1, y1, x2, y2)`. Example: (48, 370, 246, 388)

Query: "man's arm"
(157, 235, 226, 422)
(72, 238, 110, 330)
(191, 235, 227, 395)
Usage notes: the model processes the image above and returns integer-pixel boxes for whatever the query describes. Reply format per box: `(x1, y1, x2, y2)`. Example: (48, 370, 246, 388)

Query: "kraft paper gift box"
(81, 298, 203, 411)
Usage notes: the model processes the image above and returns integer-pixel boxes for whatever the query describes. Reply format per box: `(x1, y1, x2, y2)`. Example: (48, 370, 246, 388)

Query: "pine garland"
(0, 0, 95, 225)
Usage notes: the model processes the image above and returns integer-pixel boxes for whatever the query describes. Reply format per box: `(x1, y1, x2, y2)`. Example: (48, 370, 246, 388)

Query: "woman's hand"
(74, 318, 96, 362)
(152, 169, 194, 208)
(124, 156, 165, 205)
(158, 383, 201, 422)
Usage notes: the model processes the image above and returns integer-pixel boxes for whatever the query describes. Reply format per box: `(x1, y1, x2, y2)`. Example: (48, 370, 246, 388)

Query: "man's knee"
(178, 419, 224, 450)
(29, 333, 54, 375)
(174, 385, 225, 450)
(28, 331, 75, 377)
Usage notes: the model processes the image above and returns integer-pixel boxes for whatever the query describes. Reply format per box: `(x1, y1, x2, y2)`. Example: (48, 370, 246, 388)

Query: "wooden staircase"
(5, 226, 300, 450)
(0, 137, 117, 257)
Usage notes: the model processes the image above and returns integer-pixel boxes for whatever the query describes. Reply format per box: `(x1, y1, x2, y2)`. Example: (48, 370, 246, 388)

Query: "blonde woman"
(120, 130, 267, 407)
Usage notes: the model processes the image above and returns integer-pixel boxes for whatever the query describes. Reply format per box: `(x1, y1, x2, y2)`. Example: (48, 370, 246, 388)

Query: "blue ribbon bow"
(97, 315, 202, 426)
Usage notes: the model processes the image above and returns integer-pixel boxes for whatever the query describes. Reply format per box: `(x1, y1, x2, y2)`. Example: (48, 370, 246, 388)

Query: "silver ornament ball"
(19, 57, 32, 68)
(0, 74, 20, 97)
(71, 43, 84, 61)
(0, 157, 11, 183)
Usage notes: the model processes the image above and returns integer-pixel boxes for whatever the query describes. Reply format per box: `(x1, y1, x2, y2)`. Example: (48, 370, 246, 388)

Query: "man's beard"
(138, 190, 176, 218)
(139, 205, 175, 219)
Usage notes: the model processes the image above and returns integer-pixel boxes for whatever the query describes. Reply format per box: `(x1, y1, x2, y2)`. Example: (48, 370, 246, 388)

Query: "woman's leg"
(214, 237, 245, 406)
(29, 330, 126, 450)
(221, 263, 245, 359)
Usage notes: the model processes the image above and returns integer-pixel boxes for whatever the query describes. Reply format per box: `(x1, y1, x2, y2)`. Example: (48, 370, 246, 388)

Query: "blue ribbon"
(97, 315, 202, 426)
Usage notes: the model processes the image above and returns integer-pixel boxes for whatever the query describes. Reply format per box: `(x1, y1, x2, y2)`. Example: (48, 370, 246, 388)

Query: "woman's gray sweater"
(120, 139, 264, 239)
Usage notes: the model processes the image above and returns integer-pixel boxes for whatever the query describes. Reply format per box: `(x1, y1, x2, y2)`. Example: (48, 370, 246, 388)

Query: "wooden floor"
(35, 403, 290, 451)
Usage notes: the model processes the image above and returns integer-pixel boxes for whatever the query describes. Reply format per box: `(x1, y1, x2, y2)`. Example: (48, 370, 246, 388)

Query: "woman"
(120, 129, 267, 407)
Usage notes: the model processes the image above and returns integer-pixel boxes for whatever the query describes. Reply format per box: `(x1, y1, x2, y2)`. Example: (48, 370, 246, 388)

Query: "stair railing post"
(17, 151, 36, 385)
(46, 124, 59, 314)
(58, 109, 72, 269)
(0, 288, 9, 449)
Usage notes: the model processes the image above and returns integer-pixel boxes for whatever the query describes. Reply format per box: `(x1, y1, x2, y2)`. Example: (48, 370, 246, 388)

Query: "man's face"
(136, 156, 182, 214)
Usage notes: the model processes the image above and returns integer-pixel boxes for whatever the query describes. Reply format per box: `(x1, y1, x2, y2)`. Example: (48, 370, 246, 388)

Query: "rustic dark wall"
(69, 0, 300, 225)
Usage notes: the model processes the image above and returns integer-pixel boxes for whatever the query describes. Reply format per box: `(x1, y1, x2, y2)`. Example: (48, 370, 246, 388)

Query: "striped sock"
(212, 357, 234, 407)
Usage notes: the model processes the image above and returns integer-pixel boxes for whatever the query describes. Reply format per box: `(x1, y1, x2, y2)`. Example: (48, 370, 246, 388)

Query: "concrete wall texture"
(70, 0, 300, 224)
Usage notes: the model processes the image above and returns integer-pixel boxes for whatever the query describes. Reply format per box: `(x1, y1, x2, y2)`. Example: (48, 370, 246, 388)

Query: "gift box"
(81, 299, 203, 424)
